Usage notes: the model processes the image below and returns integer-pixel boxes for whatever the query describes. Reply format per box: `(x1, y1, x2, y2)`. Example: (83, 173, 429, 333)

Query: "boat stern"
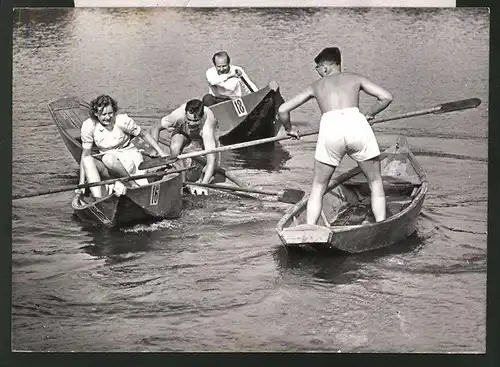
(280, 224, 333, 245)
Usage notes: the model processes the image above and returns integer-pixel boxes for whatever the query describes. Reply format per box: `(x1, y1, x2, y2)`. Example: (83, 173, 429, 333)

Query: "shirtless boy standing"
(277, 47, 393, 225)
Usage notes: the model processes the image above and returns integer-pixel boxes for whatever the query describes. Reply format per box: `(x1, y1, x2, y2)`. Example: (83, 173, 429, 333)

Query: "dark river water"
(12, 7, 488, 352)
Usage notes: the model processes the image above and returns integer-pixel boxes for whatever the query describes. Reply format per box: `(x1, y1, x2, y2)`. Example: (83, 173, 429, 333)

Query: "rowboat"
(276, 136, 428, 253)
(47, 97, 186, 227)
(210, 81, 285, 145)
(70, 167, 185, 228)
(47, 96, 240, 228)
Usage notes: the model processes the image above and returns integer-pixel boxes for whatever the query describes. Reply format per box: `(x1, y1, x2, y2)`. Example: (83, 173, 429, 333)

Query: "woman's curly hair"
(89, 94, 118, 120)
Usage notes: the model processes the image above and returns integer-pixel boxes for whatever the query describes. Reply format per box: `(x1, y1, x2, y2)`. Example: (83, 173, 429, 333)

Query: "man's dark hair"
(185, 99, 204, 117)
(212, 51, 231, 65)
(314, 47, 341, 66)
(89, 94, 118, 120)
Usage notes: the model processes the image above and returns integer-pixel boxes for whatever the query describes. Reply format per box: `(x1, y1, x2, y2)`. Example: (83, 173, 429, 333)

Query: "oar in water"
(184, 182, 305, 204)
(156, 139, 301, 203)
(139, 97, 481, 171)
(12, 166, 195, 200)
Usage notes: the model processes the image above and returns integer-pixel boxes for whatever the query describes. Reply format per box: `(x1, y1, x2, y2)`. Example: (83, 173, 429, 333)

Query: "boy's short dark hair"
(314, 47, 341, 66)
(185, 99, 204, 117)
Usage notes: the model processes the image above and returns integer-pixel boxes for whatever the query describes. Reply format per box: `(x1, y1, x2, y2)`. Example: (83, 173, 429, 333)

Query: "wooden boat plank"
(280, 224, 332, 244)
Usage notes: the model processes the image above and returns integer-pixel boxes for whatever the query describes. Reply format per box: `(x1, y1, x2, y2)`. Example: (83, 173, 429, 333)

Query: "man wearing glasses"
(277, 47, 393, 226)
(149, 99, 218, 185)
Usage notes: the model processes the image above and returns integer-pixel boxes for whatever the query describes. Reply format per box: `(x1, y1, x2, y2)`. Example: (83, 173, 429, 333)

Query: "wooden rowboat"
(276, 136, 428, 253)
(70, 167, 185, 228)
(47, 96, 239, 228)
(47, 97, 187, 227)
(210, 81, 285, 145)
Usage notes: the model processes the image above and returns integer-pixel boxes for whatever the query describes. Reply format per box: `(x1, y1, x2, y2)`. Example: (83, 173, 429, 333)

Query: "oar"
(132, 97, 481, 123)
(140, 97, 481, 170)
(139, 131, 319, 170)
(240, 75, 256, 93)
(370, 97, 481, 124)
(156, 137, 248, 188)
(184, 182, 305, 204)
(12, 165, 195, 200)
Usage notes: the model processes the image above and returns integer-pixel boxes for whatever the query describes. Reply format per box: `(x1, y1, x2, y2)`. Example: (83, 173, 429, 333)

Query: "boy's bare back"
(312, 72, 391, 115)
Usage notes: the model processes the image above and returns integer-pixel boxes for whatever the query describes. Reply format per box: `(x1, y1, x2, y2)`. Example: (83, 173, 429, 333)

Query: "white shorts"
(315, 107, 380, 167)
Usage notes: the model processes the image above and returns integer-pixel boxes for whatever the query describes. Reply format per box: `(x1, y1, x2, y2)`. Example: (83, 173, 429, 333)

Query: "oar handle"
(371, 107, 440, 124)
(176, 131, 318, 161)
(13, 165, 194, 200)
(240, 75, 256, 93)
(184, 182, 279, 196)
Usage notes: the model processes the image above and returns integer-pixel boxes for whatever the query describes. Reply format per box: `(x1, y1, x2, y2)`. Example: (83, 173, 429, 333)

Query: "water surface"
(12, 7, 488, 352)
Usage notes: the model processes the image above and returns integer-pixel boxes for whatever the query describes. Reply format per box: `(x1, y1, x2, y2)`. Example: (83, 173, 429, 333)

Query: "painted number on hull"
(232, 98, 248, 117)
(150, 183, 160, 206)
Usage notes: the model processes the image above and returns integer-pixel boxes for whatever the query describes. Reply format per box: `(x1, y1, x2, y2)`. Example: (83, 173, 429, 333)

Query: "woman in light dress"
(77, 94, 168, 199)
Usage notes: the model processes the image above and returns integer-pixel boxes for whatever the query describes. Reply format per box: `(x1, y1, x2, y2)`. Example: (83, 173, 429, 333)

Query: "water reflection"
(13, 8, 75, 53)
(14, 8, 74, 26)
(78, 225, 153, 261)
(223, 142, 292, 171)
(273, 231, 425, 284)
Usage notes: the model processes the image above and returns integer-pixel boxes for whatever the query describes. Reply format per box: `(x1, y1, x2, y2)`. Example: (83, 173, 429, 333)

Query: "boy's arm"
(277, 85, 314, 136)
(359, 76, 393, 119)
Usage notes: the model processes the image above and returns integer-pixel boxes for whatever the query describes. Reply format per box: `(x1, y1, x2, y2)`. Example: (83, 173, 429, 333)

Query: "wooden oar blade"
(138, 156, 177, 170)
(435, 98, 481, 114)
(279, 188, 305, 204)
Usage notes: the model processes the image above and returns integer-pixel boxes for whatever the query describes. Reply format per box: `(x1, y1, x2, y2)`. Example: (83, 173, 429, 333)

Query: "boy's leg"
(306, 160, 337, 225)
(169, 133, 189, 157)
(357, 156, 386, 222)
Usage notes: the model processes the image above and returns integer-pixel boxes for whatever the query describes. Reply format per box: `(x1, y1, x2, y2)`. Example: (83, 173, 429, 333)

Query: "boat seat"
(345, 175, 421, 186)
(383, 176, 422, 185)
(66, 128, 81, 142)
(388, 198, 413, 205)
(331, 224, 364, 231)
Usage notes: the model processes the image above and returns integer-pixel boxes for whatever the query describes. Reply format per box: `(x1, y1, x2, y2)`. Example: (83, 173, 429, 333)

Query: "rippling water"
(12, 7, 488, 352)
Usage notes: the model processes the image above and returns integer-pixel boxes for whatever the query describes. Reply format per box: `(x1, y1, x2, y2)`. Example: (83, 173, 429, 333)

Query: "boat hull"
(210, 84, 284, 145)
(48, 95, 254, 228)
(71, 168, 184, 228)
(48, 96, 185, 228)
(276, 136, 429, 253)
